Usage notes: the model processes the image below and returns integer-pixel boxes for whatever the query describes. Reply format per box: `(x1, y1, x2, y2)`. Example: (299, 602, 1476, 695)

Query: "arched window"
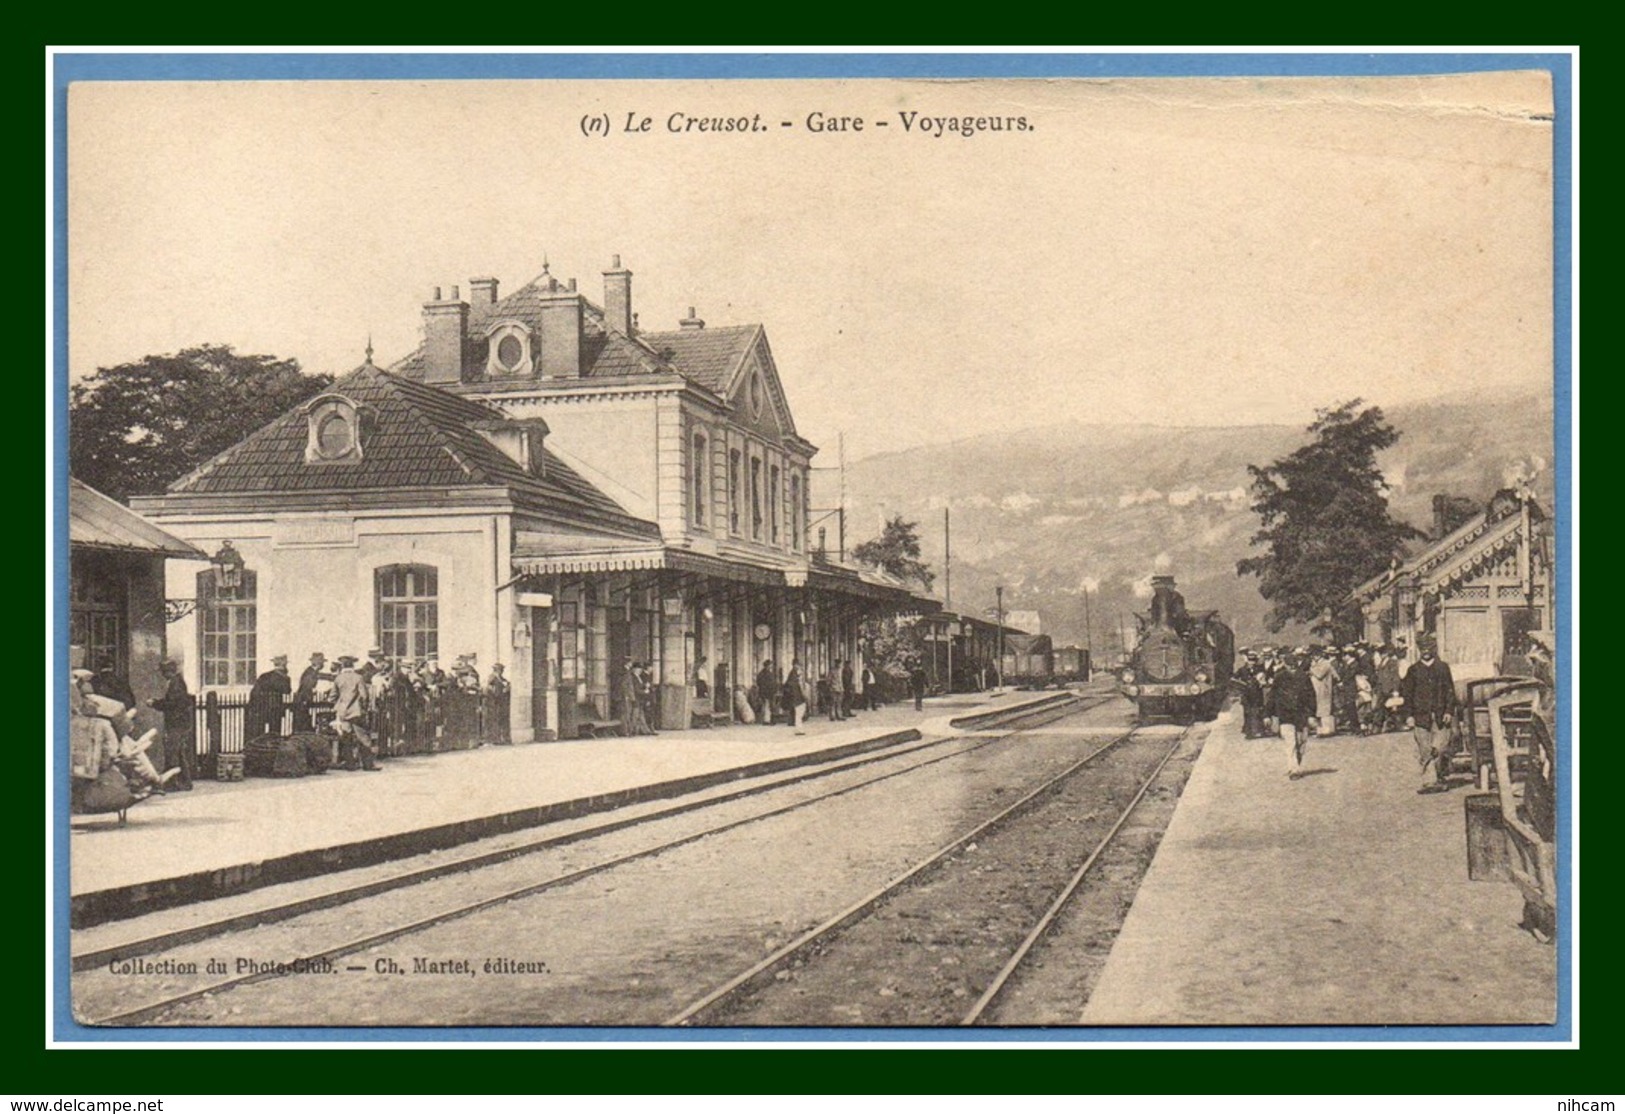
(376, 564, 439, 663)
(790, 472, 803, 552)
(750, 455, 764, 540)
(692, 431, 707, 527)
(728, 449, 742, 535)
(769, 463, 780, 544)
(199, 568, 257, 686)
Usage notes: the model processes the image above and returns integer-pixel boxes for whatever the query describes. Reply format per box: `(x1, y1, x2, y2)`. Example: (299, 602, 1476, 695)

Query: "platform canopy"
(69, 478, 206, 559)
(511, 530, 787, 585)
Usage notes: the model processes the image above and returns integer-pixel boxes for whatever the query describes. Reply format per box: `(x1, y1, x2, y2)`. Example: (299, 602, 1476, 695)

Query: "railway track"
(668, 722, 1192, 1028)
(78, 692, 1106, 1026)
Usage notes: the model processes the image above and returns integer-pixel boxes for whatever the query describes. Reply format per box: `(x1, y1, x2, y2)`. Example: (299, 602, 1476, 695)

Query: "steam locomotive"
(1119, 575, 1235, 723)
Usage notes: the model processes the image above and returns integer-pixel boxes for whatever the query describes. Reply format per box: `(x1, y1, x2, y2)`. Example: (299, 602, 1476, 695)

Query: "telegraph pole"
(996, 585, 1005, 693)
(1082, 581, 1093, 677)
(838, 432, 847, 562)
(944, 507, 953, 692)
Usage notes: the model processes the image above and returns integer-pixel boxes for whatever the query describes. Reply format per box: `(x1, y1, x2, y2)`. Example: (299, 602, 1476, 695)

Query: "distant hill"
(818, 389, 1555, 650)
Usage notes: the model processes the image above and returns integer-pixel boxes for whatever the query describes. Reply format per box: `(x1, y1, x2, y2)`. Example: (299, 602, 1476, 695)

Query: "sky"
(66, 70, 1556, 463)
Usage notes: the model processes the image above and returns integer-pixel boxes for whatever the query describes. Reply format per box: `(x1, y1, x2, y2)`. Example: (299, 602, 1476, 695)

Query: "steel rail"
(663, 723, 1146, 1027)
(958, 730, 1187, 1025)
(76, 693, 1101, 974)
(83, 694, 1102, 1026)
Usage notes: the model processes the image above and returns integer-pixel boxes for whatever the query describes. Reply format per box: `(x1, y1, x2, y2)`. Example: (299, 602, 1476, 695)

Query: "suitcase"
(244, 733, 333, 777)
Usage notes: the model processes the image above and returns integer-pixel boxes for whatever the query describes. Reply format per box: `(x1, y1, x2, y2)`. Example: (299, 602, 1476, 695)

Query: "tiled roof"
(1347, 496, 1547, 604)
(638, 325, 759, 394)
(70, 478, 207, 558)
(389, 271, 753, 396)
(164, 363, 658, 535)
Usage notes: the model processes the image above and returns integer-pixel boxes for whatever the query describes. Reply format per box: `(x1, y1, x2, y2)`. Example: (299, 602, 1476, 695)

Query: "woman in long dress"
(1309, 651, 1339, 736)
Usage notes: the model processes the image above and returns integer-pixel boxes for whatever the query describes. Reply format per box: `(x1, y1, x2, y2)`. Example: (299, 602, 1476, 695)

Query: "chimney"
(469, 276, 500, 306)
(537, 280, 583, 379)
(422, 286, 469, 384)
(680, 306, 706, 331)
(1432, 494, 1451, 539)
(603, 254, 633, 336)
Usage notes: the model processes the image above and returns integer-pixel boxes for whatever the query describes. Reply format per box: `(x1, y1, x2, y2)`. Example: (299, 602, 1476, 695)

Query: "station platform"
(67, 688, 1068, 927)
(1081, 706, 1558, 1027)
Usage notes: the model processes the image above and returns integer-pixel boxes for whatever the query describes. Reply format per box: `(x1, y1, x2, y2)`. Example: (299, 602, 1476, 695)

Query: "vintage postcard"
(49, 52, 1574, 1045)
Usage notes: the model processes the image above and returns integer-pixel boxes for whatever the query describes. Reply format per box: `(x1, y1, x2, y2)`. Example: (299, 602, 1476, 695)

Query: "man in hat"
(247, 654, 293, 739)
(1270, 651, 1317, 779)
(1232, 659, 1265, 739)
(147, 659, 195, 791)
(754, 660, 777, 726)
(484, 663, 512, 744)
(332, 655, 380, 771)
(622, 659, 651, 736)
(1402, 634, 1456, 793)
(90, 648, 137, 710)
(1373, 644, 1404, 733)
(293, 652, 329, 732)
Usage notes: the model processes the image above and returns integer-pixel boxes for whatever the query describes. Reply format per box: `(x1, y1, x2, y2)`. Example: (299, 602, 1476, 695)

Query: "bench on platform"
(576, 719, 624, 739)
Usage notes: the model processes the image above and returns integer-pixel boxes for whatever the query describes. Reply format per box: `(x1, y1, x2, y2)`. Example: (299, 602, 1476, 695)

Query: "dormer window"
(485, 320, 533, 378)
(303, 394, 364, 464)
(317, 412, 354, 457)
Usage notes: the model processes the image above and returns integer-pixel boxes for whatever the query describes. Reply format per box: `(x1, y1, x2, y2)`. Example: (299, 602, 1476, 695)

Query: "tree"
(1236, 399, 1422, 633)
(851, 514, 935, 591)
(70, 345, 332, 502)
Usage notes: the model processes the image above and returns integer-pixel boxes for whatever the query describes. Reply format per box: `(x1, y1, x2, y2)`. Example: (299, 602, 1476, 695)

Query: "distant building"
(133, 255, 934, 740)
(913, 611, 1028, 692)
(1347, 488, 1553, 681)
(1004, 609, 1042, 635)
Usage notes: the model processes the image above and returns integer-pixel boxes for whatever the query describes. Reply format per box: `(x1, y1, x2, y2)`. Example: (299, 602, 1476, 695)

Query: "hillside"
(820, 390, 1555, 650)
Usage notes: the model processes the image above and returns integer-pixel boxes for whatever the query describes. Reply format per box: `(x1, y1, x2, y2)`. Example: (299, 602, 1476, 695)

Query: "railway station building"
(1346, 487, 1553, 683)
(132, 255, 934, 741)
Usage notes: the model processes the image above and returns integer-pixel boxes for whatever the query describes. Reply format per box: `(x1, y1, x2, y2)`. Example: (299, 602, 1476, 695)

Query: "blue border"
(50, 49, 1575, 1046)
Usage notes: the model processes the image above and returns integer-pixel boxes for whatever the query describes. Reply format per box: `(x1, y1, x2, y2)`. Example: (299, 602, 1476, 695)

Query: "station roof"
(389, 269, 763, 401)
(70, 478, 207, 559)
(148, 362, 659, 539)
(1347, 491, 1548, 605)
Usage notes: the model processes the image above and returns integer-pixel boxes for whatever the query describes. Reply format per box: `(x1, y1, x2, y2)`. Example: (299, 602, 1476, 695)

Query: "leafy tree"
(851, 514, 935, 591)
(1236, 399, 1422, 633)
(70, 344, 331, 502)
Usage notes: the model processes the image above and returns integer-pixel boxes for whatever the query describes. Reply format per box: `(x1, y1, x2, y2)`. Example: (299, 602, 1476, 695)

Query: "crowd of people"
(1228, 633, 1457, 790)
(68, 644, 517, 811)
(723, 657, 899, 730)
(254, 649, 514, 767)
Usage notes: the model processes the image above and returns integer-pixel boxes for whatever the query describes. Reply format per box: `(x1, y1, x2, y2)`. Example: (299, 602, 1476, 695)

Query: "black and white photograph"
(51, 55, 1573, 1042)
